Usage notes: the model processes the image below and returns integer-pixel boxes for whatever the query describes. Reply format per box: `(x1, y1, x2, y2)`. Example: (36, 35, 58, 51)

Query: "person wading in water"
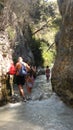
(45, 66, 50, 82)
(15, 57, 30, 101)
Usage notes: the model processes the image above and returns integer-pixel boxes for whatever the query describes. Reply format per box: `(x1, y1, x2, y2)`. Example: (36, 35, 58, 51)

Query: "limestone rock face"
(0, 0, 34, 103)
(0, 0, 34, 77)
(51, 0, 73, 106)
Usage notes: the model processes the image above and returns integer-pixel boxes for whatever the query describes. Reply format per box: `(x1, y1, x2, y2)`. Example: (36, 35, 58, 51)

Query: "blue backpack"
(18, 64, 27, 76)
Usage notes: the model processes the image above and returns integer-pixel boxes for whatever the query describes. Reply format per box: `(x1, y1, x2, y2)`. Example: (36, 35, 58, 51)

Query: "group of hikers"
(6, 56, 50, 102)
(7, 56, 36, 102)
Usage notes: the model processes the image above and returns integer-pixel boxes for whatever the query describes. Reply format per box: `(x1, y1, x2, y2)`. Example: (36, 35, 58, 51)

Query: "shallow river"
(0, 75, 73, 130)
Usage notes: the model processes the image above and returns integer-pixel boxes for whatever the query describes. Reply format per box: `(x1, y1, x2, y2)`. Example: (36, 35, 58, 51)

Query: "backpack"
(18, 63, 27, 76)
(9, 63, 16, 75)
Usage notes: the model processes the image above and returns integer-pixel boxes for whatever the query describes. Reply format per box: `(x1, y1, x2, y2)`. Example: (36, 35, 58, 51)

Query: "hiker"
(45, 66, 50, 82)
(7, 61, 16, 96)
(26, 72, 34, 99)
(15, 57, 30, 101)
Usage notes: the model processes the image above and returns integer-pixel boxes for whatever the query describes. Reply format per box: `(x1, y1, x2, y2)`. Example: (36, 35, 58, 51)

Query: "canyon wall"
(0, 0, 34, 103)
(51, 0, 73, 106)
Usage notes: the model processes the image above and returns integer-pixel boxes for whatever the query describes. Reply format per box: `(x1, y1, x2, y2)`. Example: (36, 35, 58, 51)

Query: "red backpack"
(9, 63, 16, 75)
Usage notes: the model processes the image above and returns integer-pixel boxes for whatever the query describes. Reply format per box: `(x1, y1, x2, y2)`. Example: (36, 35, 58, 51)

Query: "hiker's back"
(46, 68, 50, 74)
(45, 66, 50, 82)
(16, 62, 27, 76)
(18, 63, 27, 76)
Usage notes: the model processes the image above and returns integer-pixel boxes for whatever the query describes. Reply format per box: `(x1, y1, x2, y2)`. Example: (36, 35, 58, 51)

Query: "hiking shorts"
(16, 75, 25, 85)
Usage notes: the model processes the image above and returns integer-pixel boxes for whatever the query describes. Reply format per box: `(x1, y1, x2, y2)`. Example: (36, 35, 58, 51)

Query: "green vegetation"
(5, 0, 61, 67)
(29, 0, 61, 67)
(30, 37, 44, 67)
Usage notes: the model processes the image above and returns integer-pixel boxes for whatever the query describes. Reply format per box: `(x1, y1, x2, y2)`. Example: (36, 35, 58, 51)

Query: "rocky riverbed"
(0, 75, 73, 130)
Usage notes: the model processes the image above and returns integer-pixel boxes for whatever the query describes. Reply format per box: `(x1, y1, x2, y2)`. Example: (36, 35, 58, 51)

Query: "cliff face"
(0, 0, 34, 102)
(0, 0, 34, 76)
(51, 0, 73, 106)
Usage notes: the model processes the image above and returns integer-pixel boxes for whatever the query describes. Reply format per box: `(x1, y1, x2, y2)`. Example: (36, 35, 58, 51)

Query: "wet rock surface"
(0, 75, 73, 130)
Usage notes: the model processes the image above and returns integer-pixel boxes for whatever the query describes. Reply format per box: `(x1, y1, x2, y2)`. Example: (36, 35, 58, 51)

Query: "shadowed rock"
(51, 0, 73, 106)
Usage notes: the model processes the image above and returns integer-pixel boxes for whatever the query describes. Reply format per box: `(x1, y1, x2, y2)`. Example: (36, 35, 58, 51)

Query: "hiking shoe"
(26, 96, 32, 101)
(23, 99, 27, 102)
(22, 97, 27, 102)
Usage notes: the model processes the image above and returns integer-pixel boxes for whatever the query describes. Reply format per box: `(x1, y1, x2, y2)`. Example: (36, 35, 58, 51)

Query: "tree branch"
(32, 19, 52, 35)
(46, 42, 55, 52)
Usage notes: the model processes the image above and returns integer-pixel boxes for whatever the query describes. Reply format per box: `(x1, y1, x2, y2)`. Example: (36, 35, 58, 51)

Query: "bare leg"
(18, 85, 25, 98)
(27, 86, 32, 94)
(10, 75, 14, 95)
